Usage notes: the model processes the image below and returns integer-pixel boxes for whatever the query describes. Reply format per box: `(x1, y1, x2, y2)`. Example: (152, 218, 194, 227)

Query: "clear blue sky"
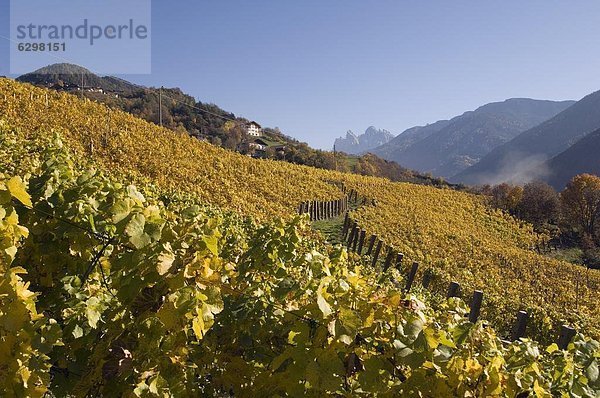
(2, 1, 600, 149)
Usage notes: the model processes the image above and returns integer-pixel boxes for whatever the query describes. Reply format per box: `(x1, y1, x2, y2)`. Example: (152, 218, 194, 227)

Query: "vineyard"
(1, 79, 600, 396)
(0, 79, 342, 219)
(344, 180, 600, 342)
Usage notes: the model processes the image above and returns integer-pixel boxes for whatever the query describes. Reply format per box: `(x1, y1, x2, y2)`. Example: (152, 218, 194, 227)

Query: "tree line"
(478, 174, 600, 268)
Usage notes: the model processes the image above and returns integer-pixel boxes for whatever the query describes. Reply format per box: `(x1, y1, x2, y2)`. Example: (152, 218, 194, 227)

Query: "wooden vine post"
(356, 230, 366, 254)
(558, 325, 576, 349)
(371, 239, 383, 267)
(341, 213, 350, 238)
(405, 262, 419, 292)
(383, 248, 394, 271)
(468, 291, 484, 323)
(447, 281, 461, 298)
(395, 253, 404, 271)
(351, 225, 360, 252)
(348, 224, 358, 248)
(511, 311, 528, 341)
(366, 235, 376, 255)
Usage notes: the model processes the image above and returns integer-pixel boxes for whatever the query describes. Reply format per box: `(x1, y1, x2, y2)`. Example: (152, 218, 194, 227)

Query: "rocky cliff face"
(334, 126, 394, 154)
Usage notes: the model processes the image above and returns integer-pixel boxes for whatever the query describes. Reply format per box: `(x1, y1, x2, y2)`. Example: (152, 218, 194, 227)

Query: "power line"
(106, 75, 242, 125)
(159, 86, 163, 127)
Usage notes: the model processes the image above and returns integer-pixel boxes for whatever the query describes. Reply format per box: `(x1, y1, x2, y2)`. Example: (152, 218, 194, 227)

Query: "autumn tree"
(516, 181, 560, 228)
(490, 183, 523, 213)
(560, 174, 600, 242)
(222, 120, 236, 132)
(223, 125, 244, 150)
(353, 157, 378, 176)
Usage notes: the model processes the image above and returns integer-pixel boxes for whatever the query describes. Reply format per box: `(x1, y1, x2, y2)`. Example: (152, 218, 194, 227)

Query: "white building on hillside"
(245, 121, 262, 137)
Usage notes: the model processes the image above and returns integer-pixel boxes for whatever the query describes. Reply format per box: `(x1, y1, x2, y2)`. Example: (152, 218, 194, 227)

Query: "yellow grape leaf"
(533, 379, 550, 398)
(423, 327, 439, 349)
(287, 330, 300, 345)
(439, 331, 457, 349)
(192, 316, 204, 339)
(317, 290, 332, 318)
(203, 235, 218, 256)
(465, 358, 483, 378)
(546, 343, 559, 354)
(5, 245, 17, 260)
(149, 376, 159, 395)
(7, 176, 32, 207)
(363, 309, 375, 328)
(386, 293, 402, 307)
(157, 250, 175, 276)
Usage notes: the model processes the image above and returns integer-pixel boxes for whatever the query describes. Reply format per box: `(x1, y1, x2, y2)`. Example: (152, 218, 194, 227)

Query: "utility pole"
(334, 144, 338, 171)
(159, 86, 163, 127)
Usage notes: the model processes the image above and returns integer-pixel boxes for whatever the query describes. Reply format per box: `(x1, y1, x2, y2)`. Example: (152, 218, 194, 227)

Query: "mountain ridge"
(17, 63, 137, 93)
(371, 98, 575, 178)
(545, 127, 600, 189)
(334, 126, 394, 154)
(454, 90, 600, 185)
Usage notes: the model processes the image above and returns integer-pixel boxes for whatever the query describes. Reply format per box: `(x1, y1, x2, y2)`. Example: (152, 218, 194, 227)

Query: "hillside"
(1, 79, 341, 218)
(546, 127, 600, 189)
(1, 78, 600, 396)
(371, 99, 574, 178)
(18, 63, 241, 141)
(369, 119, 451, 159)
(455, 90, 600, 185)
(17, 63, 137, 93)
(333, 126, 394, 154)
(18, 63, 442, 187)
(2, 78, 599, 334)
(3, 140, 598, 396)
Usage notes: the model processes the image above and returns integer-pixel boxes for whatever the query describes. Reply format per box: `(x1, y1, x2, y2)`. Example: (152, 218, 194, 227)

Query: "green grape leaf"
(586, 360, 598, 383)
(125, 213, 145, 237)
(125, 213, 151, 248)
(338, 307, 360, 336)
(110, 200, 131, 223)
(203, 235, 218, 256)
(86, 297, 102, 328)
(130, 233, 151, 249)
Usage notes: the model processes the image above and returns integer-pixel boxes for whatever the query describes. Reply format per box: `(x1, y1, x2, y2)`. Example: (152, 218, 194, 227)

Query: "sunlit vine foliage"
(0, 133, 597, 396)
(0, 80, 599, 396)
(0, 79, 342, 219)
(343, 178, 600, 341)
